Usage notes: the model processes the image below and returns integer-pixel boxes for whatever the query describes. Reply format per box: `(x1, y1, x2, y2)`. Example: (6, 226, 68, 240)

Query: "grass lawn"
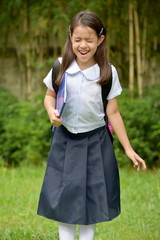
(0, 165, 159, 240)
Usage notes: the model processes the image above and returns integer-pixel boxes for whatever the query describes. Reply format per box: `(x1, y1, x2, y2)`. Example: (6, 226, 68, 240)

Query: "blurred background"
(0, 0, 160, 168)
(0, 1, 160, 240)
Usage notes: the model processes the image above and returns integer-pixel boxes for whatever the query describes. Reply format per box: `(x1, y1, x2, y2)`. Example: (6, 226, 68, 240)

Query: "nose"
(80, 40, 87, 48)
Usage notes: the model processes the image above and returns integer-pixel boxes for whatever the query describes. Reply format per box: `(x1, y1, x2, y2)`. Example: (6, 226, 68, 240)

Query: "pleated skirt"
(37, 125, 120, 225)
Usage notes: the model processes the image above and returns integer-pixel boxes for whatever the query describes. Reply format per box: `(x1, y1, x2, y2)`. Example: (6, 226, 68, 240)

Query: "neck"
(76, 59, 96, 70)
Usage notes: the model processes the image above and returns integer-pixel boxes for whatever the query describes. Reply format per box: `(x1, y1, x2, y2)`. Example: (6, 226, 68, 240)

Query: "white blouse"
(43, 58, 122, 133)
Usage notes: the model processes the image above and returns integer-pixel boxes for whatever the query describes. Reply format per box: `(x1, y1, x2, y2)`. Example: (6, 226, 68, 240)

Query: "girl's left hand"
(125, 148, 147, 171)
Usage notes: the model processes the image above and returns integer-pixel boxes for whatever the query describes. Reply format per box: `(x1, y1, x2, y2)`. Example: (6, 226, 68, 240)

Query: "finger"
(51, 116, 62, 125)
(141, 160, 147, 171)
(51, 121, 61, 127)
(137, 162, 140, 171)
(136, 158, 147, 171)
(133, 159, 141, 171)
(51, 119, 56, 125)
(54, 109, 60, 117)
(132, 159, 138, 168)
(51, 115, 62, 123)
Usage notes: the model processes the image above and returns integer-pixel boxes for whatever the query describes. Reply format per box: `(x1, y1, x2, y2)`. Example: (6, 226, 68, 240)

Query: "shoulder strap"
(101, 64, 112, 112)
(51, 58, 61, 94)
(101, 64, 113, 140)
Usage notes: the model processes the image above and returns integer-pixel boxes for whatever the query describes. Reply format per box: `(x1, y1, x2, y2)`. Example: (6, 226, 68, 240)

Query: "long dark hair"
(56, 11, 111, 85)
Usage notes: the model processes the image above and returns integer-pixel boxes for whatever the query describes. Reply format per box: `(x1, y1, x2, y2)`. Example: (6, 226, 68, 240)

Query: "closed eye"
(74, 38, 81, 42)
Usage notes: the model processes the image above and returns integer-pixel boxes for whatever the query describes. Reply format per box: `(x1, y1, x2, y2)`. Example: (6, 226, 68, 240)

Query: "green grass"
(0, 165, 159, 240)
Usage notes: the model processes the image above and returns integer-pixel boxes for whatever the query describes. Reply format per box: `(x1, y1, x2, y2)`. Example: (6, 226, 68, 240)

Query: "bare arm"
(107, 97, 147, 171)
(44, 88, 62, 127)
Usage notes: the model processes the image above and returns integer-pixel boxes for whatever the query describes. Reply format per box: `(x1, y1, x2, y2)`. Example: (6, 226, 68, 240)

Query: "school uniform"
(37, 59, 122, 225)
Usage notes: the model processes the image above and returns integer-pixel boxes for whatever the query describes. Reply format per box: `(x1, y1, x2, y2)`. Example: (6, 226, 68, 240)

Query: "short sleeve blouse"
(43, 59, 122, 133)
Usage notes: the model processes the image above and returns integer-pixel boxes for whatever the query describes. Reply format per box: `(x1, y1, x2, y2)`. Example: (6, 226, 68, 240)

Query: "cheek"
(91, 44, 98, 53)
(72, 43, 79, 51)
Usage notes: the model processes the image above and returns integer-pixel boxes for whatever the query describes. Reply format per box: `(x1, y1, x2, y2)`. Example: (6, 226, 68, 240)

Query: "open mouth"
(79, 50, 89, 55)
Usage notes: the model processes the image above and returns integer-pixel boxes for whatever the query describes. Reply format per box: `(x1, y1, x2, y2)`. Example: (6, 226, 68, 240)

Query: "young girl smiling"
(37, 11, 146, 240)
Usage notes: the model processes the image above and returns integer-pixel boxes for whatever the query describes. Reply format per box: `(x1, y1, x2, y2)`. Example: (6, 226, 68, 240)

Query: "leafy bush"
(114, 87, 160, 168)
(0, 88, 51, 166)
(0, 87, 159, 168)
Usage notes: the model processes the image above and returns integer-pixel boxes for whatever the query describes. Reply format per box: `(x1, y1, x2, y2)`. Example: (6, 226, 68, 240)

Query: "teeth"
(79, 51, 89, 55)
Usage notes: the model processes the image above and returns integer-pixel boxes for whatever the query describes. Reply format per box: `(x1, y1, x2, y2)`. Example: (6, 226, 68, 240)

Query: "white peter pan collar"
(66, 60, 100, 81)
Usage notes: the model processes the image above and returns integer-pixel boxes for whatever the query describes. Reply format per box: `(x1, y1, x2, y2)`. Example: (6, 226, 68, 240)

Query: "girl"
(37, 11, 146, 240)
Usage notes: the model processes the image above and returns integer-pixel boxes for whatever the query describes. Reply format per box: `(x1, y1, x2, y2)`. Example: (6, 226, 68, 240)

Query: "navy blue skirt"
(37, 125, 120, 225)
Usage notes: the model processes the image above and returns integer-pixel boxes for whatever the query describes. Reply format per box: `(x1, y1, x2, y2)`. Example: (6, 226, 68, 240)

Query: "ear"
(98, 35, 105, 46)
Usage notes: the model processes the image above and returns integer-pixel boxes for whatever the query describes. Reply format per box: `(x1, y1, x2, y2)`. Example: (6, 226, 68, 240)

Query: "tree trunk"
(23, 0, 34, 99)
(107, 0, 111, 61)
(134, 8, 143, 98)
(142, 17, 147, 87)
(151, 37, 158, 85)
(129, 1, 134, 99)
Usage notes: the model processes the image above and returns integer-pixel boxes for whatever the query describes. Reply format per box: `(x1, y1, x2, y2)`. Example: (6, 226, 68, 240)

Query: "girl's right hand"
(49, 109, 62, 127)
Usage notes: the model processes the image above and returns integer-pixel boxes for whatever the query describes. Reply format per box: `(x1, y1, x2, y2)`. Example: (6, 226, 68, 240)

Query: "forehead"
(72, 25, 97, 38)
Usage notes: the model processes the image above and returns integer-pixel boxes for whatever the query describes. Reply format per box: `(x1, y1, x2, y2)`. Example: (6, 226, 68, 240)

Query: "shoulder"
(107, 64, 122, 100)
(52, 57, 62, 69)
(110, 64, 120, 83)
(110, 64, 119, 78)
(43, 57, 62, 91)
(58, 57, 62, 64)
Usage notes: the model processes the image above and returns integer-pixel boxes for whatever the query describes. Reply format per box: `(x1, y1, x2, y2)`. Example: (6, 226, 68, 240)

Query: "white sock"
(79, 224, 96, 240)
(58, 222, 76, 240)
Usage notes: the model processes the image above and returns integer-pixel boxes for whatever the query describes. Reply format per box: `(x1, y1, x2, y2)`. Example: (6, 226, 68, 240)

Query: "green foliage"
(114, 86, 160, 168)
(0, 87, 159, 168)
(0, 88, 51, 166)
(0, 0, 160, 86)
